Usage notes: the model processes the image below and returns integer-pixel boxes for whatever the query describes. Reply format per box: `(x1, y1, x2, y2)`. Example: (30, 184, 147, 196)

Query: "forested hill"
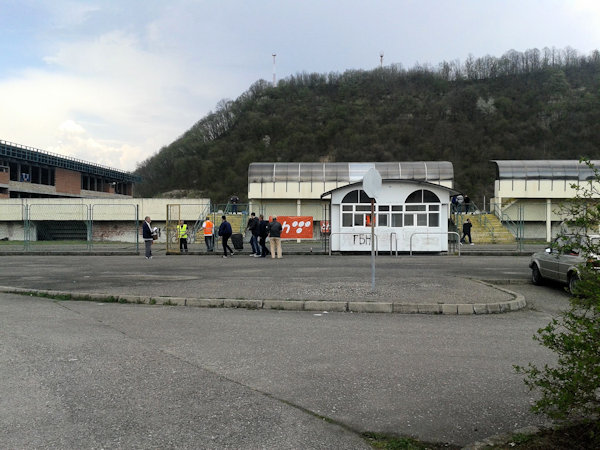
(134, 47, 600, 205)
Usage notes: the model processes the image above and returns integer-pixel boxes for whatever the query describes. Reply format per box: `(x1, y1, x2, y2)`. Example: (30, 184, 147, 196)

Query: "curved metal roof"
(249, 162, 453, 183)
(492, 160, 600, 181)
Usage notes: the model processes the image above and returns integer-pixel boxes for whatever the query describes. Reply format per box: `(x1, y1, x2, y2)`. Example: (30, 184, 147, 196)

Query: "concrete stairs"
(456, 213, 516, 244)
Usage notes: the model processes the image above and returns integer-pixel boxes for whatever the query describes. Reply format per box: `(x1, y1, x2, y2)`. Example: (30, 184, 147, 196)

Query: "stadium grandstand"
(0, 139, 140, 198)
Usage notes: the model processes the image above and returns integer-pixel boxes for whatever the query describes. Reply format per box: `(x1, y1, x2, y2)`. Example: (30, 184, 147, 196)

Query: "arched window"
(341, 189, 375, 227)
(403, 189, 441, 228)
(342, 190, 358, 203)
(342, 189, 374, 204)
(405, 189, 440, 203)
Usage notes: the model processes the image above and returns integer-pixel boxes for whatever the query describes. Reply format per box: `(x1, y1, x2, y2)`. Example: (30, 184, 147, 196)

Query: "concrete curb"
(0, 282, 527, 315)
(461, 425, 542, 449)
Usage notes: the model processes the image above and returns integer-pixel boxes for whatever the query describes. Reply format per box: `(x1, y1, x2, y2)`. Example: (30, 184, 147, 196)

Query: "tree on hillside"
(134, 47, 600, 202)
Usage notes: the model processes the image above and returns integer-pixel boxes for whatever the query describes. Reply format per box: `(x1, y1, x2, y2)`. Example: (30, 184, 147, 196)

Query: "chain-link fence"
(257, 204, 330, 253)
(165, 202, 211, 254)
(0, 203, 26, 252)
(90, 203, 140, 253)
(5, 198, 574, 254)
(0, 203, 140, 253)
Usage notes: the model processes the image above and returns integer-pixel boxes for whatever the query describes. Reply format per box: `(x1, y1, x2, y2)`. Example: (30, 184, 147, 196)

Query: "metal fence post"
(24, 204, 30, 252)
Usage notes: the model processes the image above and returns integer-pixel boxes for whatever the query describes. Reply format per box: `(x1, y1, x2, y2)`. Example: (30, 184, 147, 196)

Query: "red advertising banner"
(270, 216, 313, 239)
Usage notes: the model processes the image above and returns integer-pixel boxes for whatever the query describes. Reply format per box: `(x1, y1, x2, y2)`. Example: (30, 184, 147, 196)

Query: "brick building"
(0, 140, 139, 199)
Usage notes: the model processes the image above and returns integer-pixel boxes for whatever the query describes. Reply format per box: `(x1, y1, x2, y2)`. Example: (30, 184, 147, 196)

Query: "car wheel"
(568, 272, 580, 295)
(531, 264, 543, 285)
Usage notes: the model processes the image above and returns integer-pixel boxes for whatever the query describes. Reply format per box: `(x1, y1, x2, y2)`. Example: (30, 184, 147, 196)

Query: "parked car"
(529, 234, 600, 293)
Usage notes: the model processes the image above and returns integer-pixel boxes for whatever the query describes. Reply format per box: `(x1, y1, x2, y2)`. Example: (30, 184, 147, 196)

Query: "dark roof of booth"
(249, 162, 453, 183)
(492, 160, 600, 181)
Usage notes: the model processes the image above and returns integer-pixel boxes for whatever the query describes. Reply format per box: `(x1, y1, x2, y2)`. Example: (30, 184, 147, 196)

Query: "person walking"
(460, 218, 473, 245)
(142, 216, 154, 259)
(201, 216, 214, 252)
(268, 216, 283, 259)
(218, 215, 234, 258)
(177, 220, 188, 253)
(246, 212, 260, 256)
(258, 214, 270, 257)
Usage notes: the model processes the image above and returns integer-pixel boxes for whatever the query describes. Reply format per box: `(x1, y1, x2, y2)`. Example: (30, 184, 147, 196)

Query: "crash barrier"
(409, 232, 460, 256)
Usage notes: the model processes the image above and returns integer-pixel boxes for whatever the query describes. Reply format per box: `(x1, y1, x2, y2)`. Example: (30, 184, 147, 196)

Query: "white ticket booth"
(323, 180, 455, 253)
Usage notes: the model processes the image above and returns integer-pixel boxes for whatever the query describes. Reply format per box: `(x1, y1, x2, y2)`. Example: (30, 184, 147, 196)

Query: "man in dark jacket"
(142, 216, 154, 259)
(268, 216, 283, 259)
(258, 215, 270, 258)
(460, 218, 473, 245)
(218, 215, 234, 258)
(246, 212, 260, 256)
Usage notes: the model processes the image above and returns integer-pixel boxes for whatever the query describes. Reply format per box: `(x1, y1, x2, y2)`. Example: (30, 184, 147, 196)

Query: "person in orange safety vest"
(201, 216, 214, 252)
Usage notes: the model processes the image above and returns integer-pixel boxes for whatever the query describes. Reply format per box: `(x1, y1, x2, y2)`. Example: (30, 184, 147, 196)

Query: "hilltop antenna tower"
(272, 53, 277, 87)
(379, 51, 384, 68)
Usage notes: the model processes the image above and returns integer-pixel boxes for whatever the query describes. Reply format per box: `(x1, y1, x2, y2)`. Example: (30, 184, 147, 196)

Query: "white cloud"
(0, 28, 217, 171)
(1, 0, 599, 174)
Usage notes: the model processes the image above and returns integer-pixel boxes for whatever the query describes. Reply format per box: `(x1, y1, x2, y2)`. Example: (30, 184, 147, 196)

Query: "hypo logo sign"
(269, 216, 313, 239)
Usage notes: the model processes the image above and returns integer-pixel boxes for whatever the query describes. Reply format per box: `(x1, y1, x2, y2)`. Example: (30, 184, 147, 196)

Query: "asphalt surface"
(0, 254, 572, 448)
(0, 254, 530, 306)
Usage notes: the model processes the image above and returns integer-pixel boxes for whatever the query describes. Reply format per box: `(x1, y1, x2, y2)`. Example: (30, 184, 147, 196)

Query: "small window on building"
(423, 190, 440, 203)
(391, 214, 403, 227)
(359, 190, 373, 203)
(342, 213, 352, 227)
(429, 213, 440, 227)
(406, 189, 440, 203)
(378, 214, 388, 226)
(342, 190, 359, 203)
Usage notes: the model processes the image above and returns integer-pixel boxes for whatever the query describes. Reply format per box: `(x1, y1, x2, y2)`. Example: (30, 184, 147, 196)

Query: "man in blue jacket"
(218, 215, 234, 258)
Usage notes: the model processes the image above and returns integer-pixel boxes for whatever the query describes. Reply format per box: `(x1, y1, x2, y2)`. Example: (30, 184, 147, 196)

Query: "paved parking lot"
(0, 254, 570, 448)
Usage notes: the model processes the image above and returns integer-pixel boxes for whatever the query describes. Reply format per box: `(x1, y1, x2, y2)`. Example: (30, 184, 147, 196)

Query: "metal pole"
(371, 199, 375, 291)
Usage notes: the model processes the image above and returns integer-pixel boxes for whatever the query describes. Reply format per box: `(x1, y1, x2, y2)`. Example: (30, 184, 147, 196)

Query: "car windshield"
(553, 235, 600, 255)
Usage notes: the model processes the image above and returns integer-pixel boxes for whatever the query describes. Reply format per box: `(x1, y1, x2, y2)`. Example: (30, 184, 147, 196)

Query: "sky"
(1, 0, 599, 172)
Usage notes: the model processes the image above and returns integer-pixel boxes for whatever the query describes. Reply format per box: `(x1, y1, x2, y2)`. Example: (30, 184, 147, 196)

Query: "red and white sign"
(320, 220, 330, 234)
(270, 216, 313, 239)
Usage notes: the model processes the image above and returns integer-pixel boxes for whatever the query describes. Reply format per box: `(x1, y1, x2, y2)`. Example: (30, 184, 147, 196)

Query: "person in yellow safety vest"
(177, 220, 188, 253)
(201, 216, 214, 252)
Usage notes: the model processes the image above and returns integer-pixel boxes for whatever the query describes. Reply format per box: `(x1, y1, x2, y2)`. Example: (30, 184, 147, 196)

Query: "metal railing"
(389, 232, 398, 256)
(409, 231, 461, 256)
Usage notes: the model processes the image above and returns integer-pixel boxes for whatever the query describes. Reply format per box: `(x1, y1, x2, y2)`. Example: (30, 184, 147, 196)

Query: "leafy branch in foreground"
(516, 158, 600, 421)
